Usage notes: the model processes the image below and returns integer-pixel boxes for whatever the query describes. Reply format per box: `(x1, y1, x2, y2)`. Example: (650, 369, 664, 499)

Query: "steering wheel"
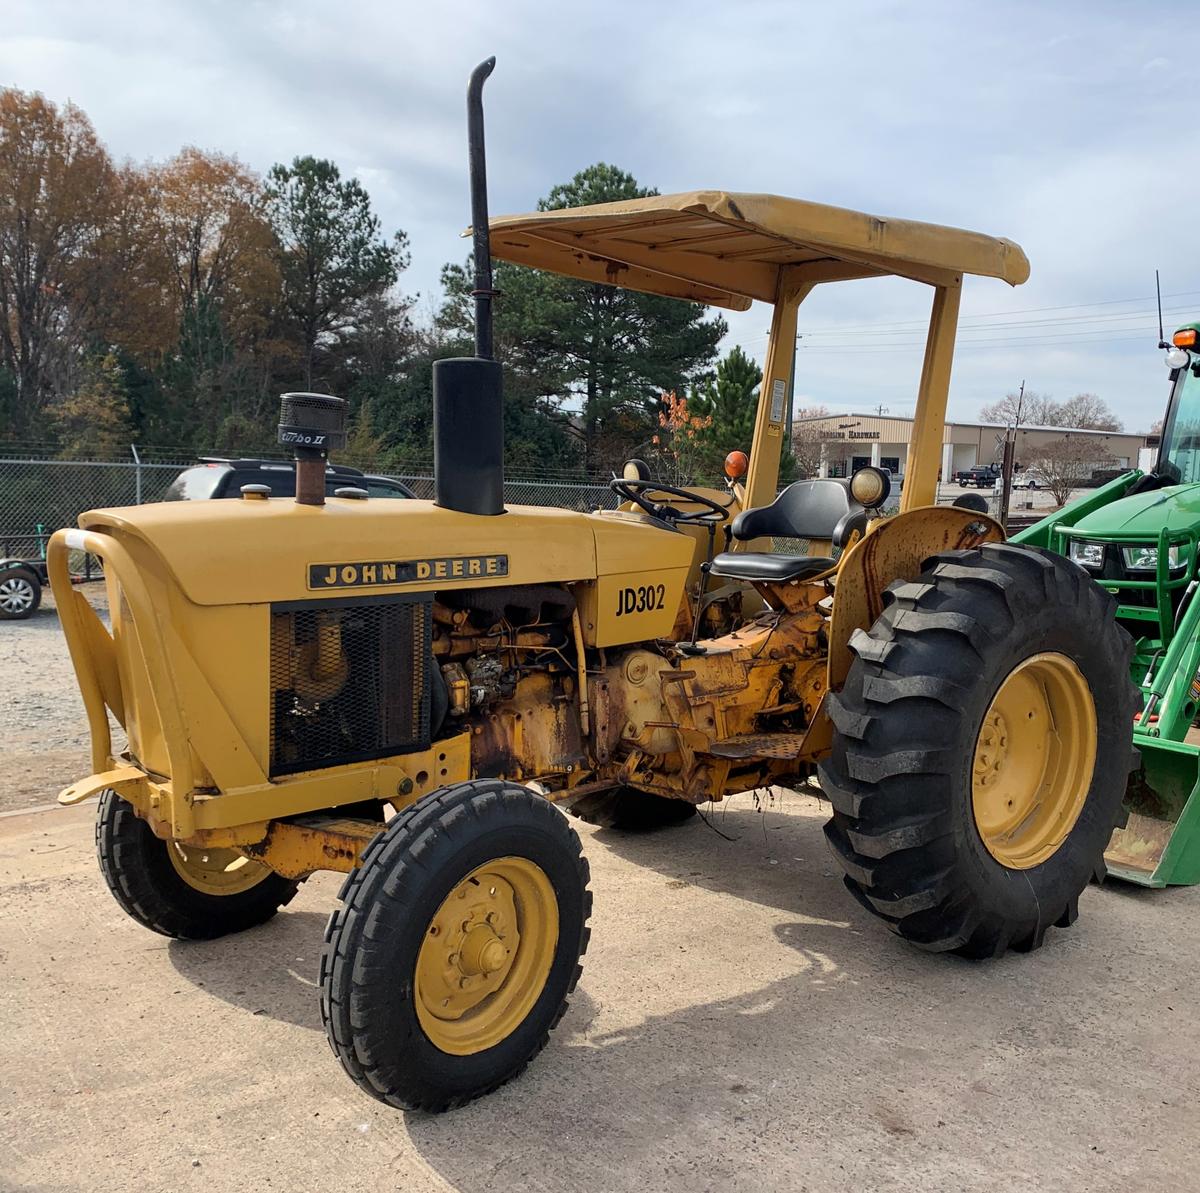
(610, 477, 732, 525)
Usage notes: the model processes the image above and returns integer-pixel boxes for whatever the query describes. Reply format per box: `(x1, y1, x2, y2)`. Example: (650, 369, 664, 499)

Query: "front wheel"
(96, 790, 299, 939)
(820, 544, 1136, 958)
(321, 780, 591, 1111)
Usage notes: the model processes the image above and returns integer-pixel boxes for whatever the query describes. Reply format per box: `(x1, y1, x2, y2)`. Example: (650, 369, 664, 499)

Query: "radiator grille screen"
(269, 596, 431, 777)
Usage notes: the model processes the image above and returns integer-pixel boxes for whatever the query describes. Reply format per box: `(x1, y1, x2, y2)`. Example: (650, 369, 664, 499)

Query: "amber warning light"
(724, 450, 749, 480)
(1174, 328, 1198, 349)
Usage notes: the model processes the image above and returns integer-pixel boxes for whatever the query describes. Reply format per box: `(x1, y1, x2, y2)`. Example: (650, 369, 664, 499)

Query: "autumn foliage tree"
(0, 90, 116, 434)
(651, 389, 711, 483)
(1, 88, 723, 483)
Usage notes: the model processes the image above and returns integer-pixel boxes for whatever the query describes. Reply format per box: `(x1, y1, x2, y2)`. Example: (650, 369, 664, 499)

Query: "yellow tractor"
(50, 60, 1135, 1111)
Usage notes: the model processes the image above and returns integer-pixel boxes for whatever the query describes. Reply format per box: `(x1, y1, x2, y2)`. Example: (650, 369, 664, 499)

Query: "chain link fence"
(0, 450, 623, 564)
(1, 447, 1008, 569)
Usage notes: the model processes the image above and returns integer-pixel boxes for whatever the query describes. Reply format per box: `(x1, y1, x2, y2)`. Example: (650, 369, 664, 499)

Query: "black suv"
(163, 458, 418, 501)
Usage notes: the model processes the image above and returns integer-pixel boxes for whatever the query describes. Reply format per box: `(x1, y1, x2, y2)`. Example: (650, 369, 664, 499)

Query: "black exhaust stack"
(433, 57, 504, 517)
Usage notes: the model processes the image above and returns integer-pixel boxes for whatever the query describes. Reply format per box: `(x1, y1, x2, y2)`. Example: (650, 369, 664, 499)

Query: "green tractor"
(1015, 322, 1200, 886)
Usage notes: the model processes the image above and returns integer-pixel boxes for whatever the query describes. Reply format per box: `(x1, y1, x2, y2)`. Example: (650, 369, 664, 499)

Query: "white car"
(1012, 470, 1047, 490)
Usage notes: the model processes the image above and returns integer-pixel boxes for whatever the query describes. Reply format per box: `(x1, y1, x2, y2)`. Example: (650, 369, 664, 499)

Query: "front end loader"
(1014, 322, 1200, 886)
(49, 59, 1137, 1111)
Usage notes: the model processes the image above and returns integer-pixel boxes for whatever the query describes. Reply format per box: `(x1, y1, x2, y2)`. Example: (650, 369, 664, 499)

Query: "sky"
(3, 0, 1197, 434)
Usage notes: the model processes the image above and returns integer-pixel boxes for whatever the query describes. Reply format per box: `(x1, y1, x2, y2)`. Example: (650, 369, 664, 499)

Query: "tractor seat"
(709, 552, 836, 582)
(708, 479, 866, 584)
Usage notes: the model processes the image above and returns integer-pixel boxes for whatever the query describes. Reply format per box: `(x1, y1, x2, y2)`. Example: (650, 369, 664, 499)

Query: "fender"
(826, 505, 1005, 690)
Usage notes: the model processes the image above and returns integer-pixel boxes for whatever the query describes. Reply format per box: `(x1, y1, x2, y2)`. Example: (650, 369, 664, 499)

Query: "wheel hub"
(0, 576, 35, 613)
(167, 842, 273, 895)
(971, 652, 1097, 870)
(415, 856, 558, 1055)
(972, 709, 1010, 788)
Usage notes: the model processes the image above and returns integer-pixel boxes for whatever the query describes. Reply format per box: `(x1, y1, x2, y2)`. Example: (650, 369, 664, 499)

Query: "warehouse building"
(792, 411, 1151, 481)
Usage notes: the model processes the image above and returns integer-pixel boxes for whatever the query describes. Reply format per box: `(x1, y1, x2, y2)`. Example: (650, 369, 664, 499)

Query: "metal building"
(792, 412, 1151, 481)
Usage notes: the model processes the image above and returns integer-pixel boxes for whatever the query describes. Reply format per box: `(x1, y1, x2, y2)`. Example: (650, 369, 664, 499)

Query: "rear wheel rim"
(415, 856, 558, 1056)
(971, 652, 1097, 869)
(167, 842, 273, 895)
(0, 576, 35, 613)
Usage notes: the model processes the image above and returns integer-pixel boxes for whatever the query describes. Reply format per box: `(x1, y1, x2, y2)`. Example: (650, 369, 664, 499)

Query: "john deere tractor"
(1015, 321, 1200, 887)
(50, 60, 1135, 1111)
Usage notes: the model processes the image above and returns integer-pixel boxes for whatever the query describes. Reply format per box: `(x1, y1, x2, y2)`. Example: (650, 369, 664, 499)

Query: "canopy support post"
(743, 269, 814, 513)
(901, 276, 962, 512)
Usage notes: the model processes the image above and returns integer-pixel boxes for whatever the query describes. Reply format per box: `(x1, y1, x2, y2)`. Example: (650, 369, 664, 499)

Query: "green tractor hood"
(1067, 483, 1200, 540)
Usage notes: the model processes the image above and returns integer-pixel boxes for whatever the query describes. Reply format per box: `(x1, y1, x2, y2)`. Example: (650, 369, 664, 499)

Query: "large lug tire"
(819, 544, 1137, 959)
(95, 790, 300, 940)
(564, 786, 698, 832)
(320, 779, 591, 1112)
(0, 565, 41, 619)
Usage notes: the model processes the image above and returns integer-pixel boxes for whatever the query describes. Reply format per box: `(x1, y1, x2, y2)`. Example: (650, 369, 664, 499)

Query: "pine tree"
(440, 164, 725, 473)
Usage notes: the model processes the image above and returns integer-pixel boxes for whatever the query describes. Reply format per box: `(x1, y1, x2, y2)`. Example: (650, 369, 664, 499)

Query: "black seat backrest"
(730, 479, 862, 543)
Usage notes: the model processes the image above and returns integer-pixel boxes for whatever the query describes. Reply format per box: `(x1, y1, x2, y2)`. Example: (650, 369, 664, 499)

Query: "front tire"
(320, 780, 591, 1111)
(819, 544, 1136, 958)
(96, 790, 299, 939)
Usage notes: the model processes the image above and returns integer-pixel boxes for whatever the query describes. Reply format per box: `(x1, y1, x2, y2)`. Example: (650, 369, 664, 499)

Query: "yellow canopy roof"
(486, 190, 1029, 311)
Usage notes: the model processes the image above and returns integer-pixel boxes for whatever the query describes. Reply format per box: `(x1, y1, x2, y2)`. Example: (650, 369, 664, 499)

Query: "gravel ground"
(0, 581, 119, 813)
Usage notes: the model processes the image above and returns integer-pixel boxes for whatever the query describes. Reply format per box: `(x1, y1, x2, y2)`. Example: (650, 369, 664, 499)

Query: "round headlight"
(1166, 346, 1190, 370)
(850, 466, 891, 508)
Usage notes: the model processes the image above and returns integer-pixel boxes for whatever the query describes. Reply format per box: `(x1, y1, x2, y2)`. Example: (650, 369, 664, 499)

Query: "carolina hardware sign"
(308, 554, 509, 589)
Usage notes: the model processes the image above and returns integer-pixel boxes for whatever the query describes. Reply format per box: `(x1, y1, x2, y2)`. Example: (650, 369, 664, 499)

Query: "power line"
(742, 289, 1200, 343)
(800, 304, 1199, 338)
(804, 326, 1163, 348)
(794, 330, 1162, 354)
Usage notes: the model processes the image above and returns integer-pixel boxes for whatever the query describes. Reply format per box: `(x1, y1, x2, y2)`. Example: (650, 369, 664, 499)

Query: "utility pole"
(999, 379, 1024, 530)
(874, 403, 888, 417)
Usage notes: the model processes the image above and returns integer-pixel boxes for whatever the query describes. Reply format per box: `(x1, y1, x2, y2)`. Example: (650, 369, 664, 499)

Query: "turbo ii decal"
(308, 555, 509, 589)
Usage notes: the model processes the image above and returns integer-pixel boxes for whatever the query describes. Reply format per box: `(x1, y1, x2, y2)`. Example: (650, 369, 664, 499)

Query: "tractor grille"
(269, 595, 432, 777)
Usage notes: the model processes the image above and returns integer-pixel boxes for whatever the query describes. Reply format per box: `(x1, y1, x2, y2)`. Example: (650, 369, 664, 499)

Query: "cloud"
(2, 0, 1196, 432)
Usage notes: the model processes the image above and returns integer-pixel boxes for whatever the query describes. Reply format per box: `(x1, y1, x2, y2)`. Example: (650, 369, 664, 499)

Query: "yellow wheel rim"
(167, 842, 273, 896)
(971, 652, 1097, 870)
(415, 857, 558, 1056)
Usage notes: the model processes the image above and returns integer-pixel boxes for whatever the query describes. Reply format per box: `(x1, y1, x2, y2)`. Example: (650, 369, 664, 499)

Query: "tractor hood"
(77, 497, 689, 606)
(1068, 484, 1200, 540)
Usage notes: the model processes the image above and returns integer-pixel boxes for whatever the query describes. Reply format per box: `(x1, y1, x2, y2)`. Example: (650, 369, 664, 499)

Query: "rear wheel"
(564, 786, 698, 832)
(96, 790, 299, 939)
(321, 779, 591, 1111)
(820, 543, 1136, 958)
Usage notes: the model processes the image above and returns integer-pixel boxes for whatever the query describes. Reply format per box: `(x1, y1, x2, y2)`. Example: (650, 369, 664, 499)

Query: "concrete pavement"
(2, 793, 1198, 1193)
